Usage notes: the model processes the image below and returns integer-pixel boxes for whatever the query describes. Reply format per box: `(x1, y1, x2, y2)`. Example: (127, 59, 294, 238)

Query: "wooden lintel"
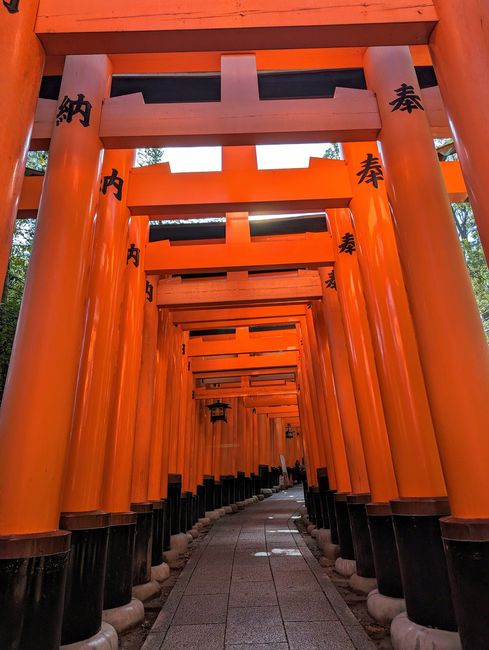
(243, 395, 298, 408)
(188, 331, 299, 357)
(145, 232, 333, 274)
(131, 157, 351, 216)
(157, 271, 322, 308)
(194, 386, 297, 399)
(30, 54, 447, 150)
(36, 1, 436, 56)
(191, 352, 297, 373)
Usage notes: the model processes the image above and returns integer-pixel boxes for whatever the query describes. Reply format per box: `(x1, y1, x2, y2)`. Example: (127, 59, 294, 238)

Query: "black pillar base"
(179, 493, 188, 533)
(392, 497, 457, 631)
(442, 516, 489, 649)
(346, 494, 375, 579)
(244, 476, 252, 499)
(259, 464, 270, 490)
(311, 487, 324, 529)
(251, 472, 259, 495)
(366, 503, 403, 598)
(150, 500, 165, 567)
(184, 491, 193, 531)
(204, 475, 215, 512)
(220, 476, 230, 506)
(334, 493, 355, 560)
(197, 485, 206, 519)
(325, 489, 339, 545)
(103, 512, 137, 610)
(237, 472, 245, 501)
(317, 468, 330, 529)
(60, 511, 110, 645)
(131, 502, 153, 586)
(0, 530, 71, 650)
(214, 481, 223, 509)
(168, 474, 182, 536)
(162, 498, 171, 552)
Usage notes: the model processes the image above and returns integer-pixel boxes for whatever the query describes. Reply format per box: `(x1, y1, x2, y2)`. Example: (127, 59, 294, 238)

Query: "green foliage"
(322, 143, 342, 160)
(451, 202, 489, 339)
(136, 148, 165, 166)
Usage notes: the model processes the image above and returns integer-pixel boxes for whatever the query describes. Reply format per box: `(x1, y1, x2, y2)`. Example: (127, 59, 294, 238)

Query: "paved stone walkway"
(142, 487, 375, 649)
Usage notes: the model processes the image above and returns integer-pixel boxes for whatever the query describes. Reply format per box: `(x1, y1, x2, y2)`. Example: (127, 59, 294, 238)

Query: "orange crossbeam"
(194, 386, 296, 400)
(31, 54, 448, 149)
(18, 158, 466, 219)
(244, 395, 298, 408)
(145, 232, 333, 274)
(130, 155, 351, 217)
(36, 1, 436, 55)
(172, 305, 306, 324)
(43, 46, 432, 76)
(254, 405, 299, 416)
(188, 331, 299, 357)
(157, 271, 322, 308)
(191, 352, 298, 374)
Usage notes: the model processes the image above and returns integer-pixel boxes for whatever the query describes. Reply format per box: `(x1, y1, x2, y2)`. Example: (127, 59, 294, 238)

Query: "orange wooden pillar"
(328, 208, 399, 577)
(60, 149, 134, 644)
(0, 55, 110, 650)
(430, 0, 489, 262)
(328, 209, 398, 506)
(130, 273, 160, 585)
(0, 2, 44, 293)
(101, 215, 148, 609)
(313, 297, 369, 496)
(147, 308, 172, 554)
(365, 46, 489, 643)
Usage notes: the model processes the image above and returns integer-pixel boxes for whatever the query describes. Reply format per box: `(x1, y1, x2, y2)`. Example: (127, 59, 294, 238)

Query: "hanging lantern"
(285, 423, 294, 439)
(207, 400, 231, 423)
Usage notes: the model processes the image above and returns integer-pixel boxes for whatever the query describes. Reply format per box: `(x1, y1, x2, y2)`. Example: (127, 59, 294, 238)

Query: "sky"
(158, 143, 336, 173)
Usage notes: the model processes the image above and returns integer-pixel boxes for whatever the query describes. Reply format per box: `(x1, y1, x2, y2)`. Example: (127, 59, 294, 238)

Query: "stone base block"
(319, 556, 333, 568)
(317, 528, 332, 552)
(252, 496, 259, 502)
(132, 579, 161, 602)
(217, 508, 226, 516)
(244, 498, 253, 505)
(367, 589, 406, 626)
(322, 542, 341, 561)
(306, 524, 316, 535)
(391, 612, 462, 650)
(236, 501, 246, 510)
(257, 494, 265, 501)
(151, 562, 170, 583)
(223, 505, 233, 514)
(206, 510, 220, 521)
(348, 572, 377, 595)
(198, 517, 211, 526)
(162, 549, 182, 568)
(103, 598, 144, 634)
(170, 533, 189, 555)
(230, 503, 239, 513)
(335, 557, 357, 578)
(189, 527, 200, 539)
(261, 488, 273, 497)
(186, 533, 194, 544)
(311, 528, 318, 539)
(194, 522, 203, 530)
(61, 623, 118, 650)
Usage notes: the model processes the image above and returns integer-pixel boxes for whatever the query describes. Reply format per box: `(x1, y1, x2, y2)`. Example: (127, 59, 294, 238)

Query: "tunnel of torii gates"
(2, 2, 489, 650)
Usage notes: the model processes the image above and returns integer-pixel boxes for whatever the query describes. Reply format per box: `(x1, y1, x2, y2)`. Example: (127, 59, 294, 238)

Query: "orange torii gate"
(1, 3, 489, 650)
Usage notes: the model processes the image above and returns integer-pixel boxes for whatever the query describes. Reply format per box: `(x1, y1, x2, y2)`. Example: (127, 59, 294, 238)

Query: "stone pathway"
(142, 487, 375, 649)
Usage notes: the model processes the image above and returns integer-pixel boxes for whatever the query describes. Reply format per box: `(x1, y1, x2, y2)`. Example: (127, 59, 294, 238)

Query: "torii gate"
(1, 3, 489, 650)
